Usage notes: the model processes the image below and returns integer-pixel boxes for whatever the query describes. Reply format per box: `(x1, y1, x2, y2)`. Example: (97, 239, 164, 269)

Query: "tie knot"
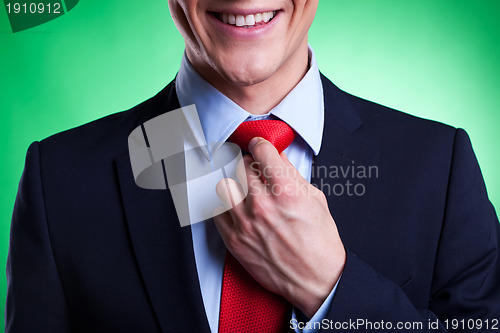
(229, 120, 296, 154)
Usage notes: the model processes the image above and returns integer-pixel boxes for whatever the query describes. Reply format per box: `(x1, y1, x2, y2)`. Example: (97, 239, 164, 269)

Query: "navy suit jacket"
(6, 75, 500, 332)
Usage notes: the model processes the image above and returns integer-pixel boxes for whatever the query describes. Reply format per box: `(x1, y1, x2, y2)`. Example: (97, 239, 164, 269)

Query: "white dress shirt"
(175, 46, 338, 333)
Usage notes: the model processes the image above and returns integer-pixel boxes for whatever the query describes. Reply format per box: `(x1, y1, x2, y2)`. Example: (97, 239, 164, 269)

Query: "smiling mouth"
(211, 11, 278, 28)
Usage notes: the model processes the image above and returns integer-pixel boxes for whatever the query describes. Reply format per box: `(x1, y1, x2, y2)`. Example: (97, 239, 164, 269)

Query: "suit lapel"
(313, 75, 379, 254)
(115, 83, 210, 332)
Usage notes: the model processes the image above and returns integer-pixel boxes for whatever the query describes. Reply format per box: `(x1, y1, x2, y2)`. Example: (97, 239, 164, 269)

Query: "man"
(6, 0, 500, 332)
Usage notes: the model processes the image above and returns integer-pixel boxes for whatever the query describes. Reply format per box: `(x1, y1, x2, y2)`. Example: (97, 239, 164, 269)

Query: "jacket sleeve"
(6, 142, 72, 332)
(320, 129, 500, 332)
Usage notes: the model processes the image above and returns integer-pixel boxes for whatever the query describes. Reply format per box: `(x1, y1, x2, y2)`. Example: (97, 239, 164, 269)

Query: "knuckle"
(249, 198, 270, 218)
(248, 160, 262, 177)
(314, 189, 328, 204)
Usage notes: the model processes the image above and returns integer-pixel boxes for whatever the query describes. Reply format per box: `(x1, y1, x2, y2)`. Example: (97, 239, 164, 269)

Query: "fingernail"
(248, 137, 261, 152)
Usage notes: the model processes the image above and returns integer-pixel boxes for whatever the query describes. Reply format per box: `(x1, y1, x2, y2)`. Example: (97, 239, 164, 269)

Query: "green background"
(1, 0, 499, 327)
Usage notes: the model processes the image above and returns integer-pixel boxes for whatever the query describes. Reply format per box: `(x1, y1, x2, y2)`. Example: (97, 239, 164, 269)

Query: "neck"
(188, 40, 310, 115)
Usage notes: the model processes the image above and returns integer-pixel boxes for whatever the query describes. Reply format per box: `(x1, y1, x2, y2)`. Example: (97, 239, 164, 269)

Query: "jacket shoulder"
(345, 91, 457, 139)
(39, 81, 177, 158)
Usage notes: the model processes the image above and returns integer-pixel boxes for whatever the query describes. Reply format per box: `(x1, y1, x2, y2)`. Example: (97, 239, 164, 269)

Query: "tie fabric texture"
(228, 119, 296, 154)
(218, 120, 295, 333)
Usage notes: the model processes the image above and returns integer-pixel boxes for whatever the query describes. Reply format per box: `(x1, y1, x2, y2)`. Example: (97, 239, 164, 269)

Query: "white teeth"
(219, 11, 276, 27)
(245, 14, 255, 26)
(235, 15, 245, 27)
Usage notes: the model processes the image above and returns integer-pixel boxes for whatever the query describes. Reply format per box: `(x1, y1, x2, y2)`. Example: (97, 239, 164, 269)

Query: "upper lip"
(208, 8, 281, 16)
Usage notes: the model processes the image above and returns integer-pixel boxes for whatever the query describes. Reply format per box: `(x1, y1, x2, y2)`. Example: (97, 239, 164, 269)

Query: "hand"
(214, 137, 346, 318)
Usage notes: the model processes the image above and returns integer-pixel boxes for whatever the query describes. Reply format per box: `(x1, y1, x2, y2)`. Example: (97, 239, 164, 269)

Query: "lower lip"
(207, 11, 282, 39)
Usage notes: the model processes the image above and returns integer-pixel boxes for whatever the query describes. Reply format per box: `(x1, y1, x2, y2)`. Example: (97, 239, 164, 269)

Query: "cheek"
(283, 1, 317, 50)
(291, 0, 318, 32)
(168, 0, 203, 47)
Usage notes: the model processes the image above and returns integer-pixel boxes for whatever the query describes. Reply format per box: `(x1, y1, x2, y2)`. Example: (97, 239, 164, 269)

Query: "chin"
(221, 71, 270, 87)
(216, 57, 279, 87)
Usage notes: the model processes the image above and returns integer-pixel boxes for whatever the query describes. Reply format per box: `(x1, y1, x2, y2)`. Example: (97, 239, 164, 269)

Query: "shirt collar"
(175, 46, 324, 159)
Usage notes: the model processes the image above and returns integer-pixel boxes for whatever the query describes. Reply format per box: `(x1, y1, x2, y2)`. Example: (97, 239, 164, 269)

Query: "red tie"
(218, 120, 295, 333)
(228, 120, 296, 154)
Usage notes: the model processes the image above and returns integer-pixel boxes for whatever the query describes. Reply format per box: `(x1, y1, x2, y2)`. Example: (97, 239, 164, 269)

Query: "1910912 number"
(443, 318, 499, 331)
(6, 2, 61, 14)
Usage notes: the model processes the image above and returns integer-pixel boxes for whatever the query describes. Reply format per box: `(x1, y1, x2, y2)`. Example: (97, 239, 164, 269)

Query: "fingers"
(247, 138, 309, 189)
(242, 154, 268, 196)
(213, 205, 228, 217)
(236, 156, 249, 195)
(216, 178, 246, 213)
(213, 207, 234, 243)
(248, 137, 287, 186)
